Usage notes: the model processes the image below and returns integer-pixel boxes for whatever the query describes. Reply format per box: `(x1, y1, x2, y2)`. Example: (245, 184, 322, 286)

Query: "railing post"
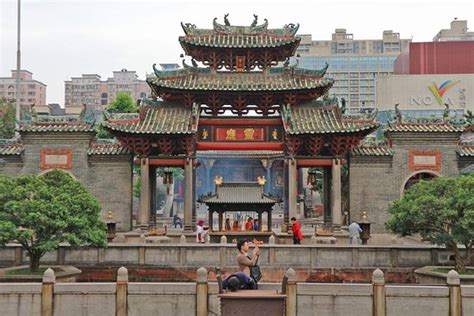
(116, 266, 128, 316)
(447, 270, 462, 316)
(285, 268, 297, 316)
(372, 268, 386, 316)
(196, 267, 208, 316)
(41, 268, 55, 316)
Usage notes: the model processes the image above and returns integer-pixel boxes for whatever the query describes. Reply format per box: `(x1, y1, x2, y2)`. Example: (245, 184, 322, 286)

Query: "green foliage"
(0, 170, 106, 271)
(107, 92, 137, 113)
(386, 174, 474, 272)
(0, 98, 15, 138)
(96, 124, 113, 139)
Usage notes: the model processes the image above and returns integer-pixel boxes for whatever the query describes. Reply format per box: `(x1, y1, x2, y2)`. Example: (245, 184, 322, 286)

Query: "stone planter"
(0, 265, 81, 282)
(414, 266, 474, 285)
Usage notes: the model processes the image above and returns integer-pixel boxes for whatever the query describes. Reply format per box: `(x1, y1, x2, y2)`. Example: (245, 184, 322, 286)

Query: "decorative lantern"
(307, 168, 319, 190)
(106, 211, 117, 242)
(163, 169, 173, 195)
(359, 210, 371, 245)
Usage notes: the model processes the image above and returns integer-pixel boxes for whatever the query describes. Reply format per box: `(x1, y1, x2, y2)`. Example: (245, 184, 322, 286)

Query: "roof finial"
(394, 103, 402, 124)
(224, 13, 230, 26)
(443, 103, 450, 122)
(251, 14, 258, 27)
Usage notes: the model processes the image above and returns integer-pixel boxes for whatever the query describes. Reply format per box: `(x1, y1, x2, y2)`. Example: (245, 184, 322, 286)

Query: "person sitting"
(173, 214, 182, 228)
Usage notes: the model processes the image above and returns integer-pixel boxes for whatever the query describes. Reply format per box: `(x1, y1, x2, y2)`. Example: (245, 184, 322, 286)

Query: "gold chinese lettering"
(244, 128, 255, 140)
(225, 129, 236, 140)
(202, 129, 208, 140)
(272, 129, 278, 140)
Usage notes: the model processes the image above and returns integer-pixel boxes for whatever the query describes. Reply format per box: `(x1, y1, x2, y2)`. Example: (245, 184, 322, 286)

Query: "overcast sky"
(1, 0, 473, 105)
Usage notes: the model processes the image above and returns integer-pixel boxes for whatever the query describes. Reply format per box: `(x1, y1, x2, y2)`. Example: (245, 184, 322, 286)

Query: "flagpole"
(15, 0, 21, 137)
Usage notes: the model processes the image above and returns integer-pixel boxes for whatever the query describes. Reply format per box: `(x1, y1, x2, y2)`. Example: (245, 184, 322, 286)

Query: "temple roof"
(148, 67, 334, 93)
(180, 18, 300, 50)
(87, 143, 130, 155)
(18, 121, 95, 133)
(385, 123, 466, 133)
(102, 102, 197, 135)
(458, 146, 474, 157)
(198, 182, 282, 204)
(0, 143, 23, 155)
(351, 145, 393, 156)
(282, 103, 378, 135)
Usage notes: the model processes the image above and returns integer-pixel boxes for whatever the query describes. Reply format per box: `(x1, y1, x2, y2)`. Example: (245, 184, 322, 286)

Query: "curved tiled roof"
(103, 103, 196, 135)
(180, 34, 299, 49)
(0, 143, 23, 155)
(180, 19, 300, 49)
(147, 72, 334, 92)
(18, 122, 95, 133)
(458, 146, 474, 157)
(351, 146, 393, 156)
(283, 104, 378, 135)
(87, 143, 130, 155)
(385, 123, 465, 133)
(198, 182, 282, 204)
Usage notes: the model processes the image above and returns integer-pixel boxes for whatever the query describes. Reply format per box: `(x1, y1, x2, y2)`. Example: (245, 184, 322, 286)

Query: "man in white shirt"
(348, 221, 362, 245)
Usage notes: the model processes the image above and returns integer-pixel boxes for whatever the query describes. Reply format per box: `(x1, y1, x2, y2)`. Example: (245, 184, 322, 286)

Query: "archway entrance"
(403, 172, 437, 191)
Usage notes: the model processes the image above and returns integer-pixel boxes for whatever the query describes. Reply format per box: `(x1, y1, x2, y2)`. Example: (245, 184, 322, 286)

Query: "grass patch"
(5, 267, 63, 276)
(432, 268, 474, 276)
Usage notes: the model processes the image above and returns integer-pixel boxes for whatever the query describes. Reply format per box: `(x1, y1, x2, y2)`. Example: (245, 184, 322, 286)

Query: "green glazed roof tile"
(283, 104, 378, 135)
(103, 102, 195, 135)
(198, 182, 282, 204)
(385, 123, 465, 133)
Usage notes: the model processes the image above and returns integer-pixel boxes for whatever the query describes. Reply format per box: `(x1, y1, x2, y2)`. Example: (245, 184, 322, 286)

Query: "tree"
(0, 98, 15, 138)
(107, 92, 137, 113)
(0, 170, 106, 271)
(386, 174, 474, 272)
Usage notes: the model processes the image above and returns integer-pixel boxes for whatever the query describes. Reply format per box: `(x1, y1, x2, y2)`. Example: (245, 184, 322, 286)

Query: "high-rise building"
(0, 70, 47, 110)
(433, 19, 474, 41)
(64, 69, 150, 110)
(395, 20, 474, 75)
(295, 29, 410, 114)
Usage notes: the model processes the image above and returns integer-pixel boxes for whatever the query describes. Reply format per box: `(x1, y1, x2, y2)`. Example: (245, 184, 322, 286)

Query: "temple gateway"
(103, 17, 377, 231)
(0, 17, 471, 233)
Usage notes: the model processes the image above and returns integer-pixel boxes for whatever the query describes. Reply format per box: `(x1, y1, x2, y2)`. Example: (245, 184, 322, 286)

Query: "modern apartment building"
(433, 19, 474, 41)
(295, 29, 410, 114)
(0, 70, 47, 110)
(64, 69, 150, 110)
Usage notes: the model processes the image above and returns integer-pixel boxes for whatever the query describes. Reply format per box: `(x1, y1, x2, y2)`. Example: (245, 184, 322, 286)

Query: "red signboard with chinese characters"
(408, 150, 441, 171)
(40, 149, 73, 170)
(215, 127, 265, 142)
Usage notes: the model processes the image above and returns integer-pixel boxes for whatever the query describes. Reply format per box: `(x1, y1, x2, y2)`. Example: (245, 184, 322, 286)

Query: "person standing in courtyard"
(348, 220, 363, 244)
(291, 217, 303, 244)
(196, 220, 208, 243)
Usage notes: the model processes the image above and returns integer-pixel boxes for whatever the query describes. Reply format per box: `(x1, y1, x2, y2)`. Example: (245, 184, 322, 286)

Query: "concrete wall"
(1, 279, 472, 316)
(0, 244, 458, 270)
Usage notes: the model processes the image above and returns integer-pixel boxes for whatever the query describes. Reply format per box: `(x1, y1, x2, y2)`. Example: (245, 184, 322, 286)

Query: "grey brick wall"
(350, 131, 470, 233)
(0, 131, 133, 231)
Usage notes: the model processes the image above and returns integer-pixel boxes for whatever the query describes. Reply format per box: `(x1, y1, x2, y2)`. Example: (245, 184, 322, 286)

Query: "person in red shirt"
(291, 217, 303, 245)
(245, 217, 254, 231)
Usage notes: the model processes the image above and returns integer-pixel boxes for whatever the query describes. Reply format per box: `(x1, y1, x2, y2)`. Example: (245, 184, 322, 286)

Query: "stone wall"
(1, 267, 473, 316)
(350, 131, 473, 233)
(0, 131, 133, 231)
(0, 244, 461, 271)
